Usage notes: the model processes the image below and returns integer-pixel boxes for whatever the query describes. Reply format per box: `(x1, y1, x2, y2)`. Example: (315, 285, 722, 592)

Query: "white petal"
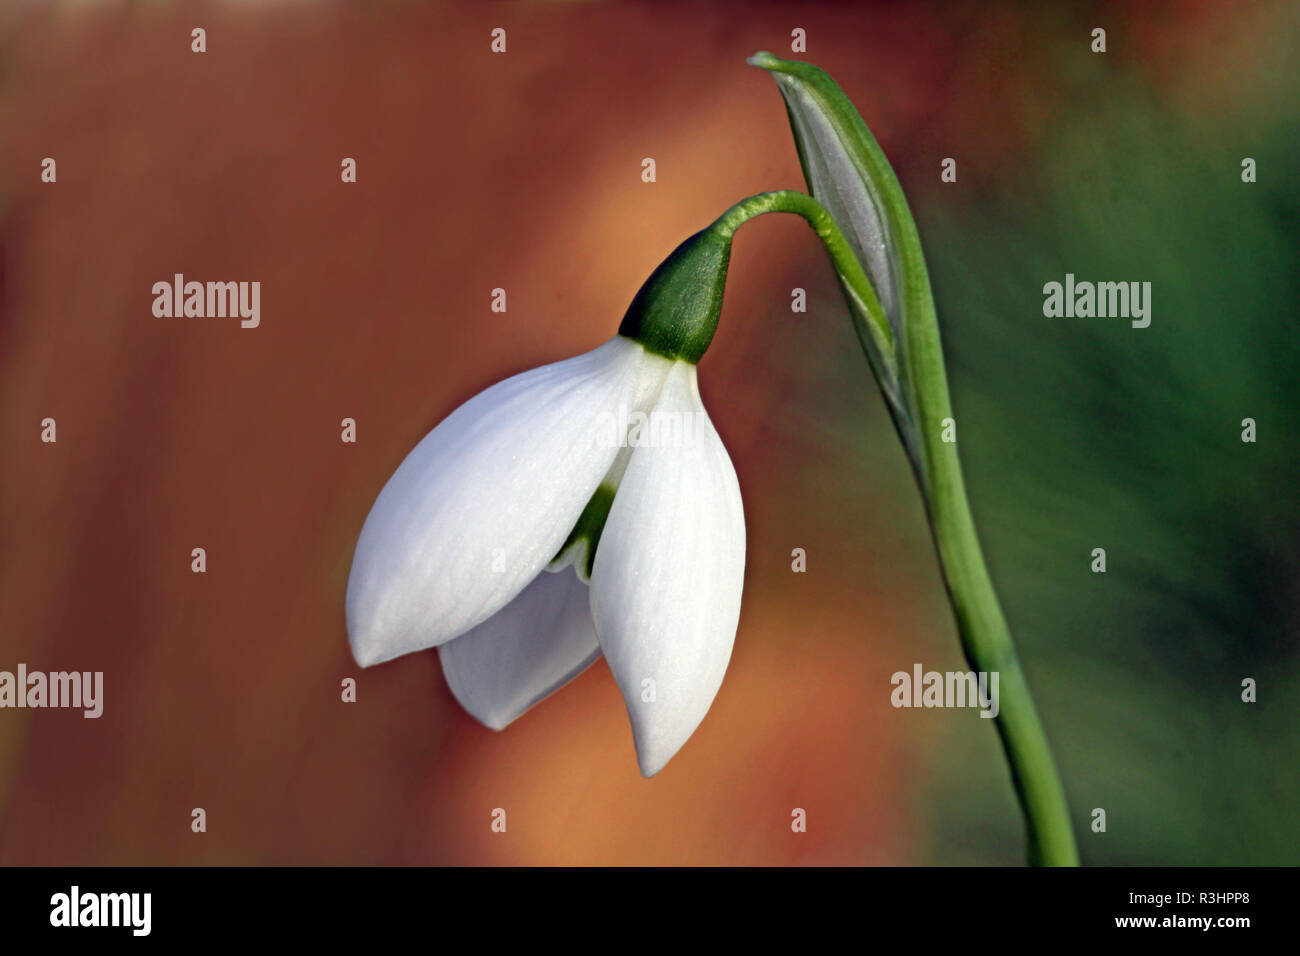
(438, 567, 600, 730)
(590, 362, 746, 776)
(347, 336, 671, 667)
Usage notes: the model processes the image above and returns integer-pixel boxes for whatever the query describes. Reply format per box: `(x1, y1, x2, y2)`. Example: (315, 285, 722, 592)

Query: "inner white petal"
(439, 565, 600, 731)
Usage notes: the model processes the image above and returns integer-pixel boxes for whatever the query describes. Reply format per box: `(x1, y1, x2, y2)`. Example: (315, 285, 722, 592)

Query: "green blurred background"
(1, 1, 1296, 864)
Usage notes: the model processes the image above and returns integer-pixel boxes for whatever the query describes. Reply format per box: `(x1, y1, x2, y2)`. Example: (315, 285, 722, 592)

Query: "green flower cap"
(618, 227, 732, 364)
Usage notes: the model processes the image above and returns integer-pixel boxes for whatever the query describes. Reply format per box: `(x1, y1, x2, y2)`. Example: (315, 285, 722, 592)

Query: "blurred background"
(1, 0, 1296, 865)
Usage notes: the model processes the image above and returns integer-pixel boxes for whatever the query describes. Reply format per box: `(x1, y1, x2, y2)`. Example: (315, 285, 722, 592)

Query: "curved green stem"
(710, 191, 897, 382)
(714, 189, 1078, 866)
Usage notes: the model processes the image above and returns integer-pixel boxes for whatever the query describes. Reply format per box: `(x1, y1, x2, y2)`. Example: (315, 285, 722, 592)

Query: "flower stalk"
(711, 190, 897, 383)
(737, 55, 1079, 866)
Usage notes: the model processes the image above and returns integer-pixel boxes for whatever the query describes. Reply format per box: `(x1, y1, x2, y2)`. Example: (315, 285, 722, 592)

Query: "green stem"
(901, 220, 1079, 867)
(714, 189, 1079, 866)
(711, 191, 897, 382)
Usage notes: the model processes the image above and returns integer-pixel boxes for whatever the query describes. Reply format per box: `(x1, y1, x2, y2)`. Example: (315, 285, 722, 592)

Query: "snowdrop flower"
(346, 228, 745, 776)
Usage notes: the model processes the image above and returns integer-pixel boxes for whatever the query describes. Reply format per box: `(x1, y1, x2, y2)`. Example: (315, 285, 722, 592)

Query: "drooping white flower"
(346, 228, 746, 776)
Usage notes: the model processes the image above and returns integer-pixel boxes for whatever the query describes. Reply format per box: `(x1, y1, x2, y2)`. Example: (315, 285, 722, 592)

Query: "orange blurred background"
(2, 1, 1292, 865)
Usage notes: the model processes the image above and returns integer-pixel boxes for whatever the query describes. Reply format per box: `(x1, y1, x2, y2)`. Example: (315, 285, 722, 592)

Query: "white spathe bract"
(769, 71, 900, 335)
(346, 335, 747, 776)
